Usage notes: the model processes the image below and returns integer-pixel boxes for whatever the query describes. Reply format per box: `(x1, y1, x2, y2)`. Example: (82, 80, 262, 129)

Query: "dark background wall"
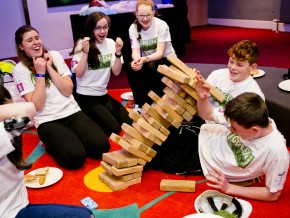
(208, 0, 282, 21)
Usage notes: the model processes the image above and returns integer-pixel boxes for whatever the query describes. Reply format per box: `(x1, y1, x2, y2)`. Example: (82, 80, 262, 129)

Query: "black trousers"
(37, 111, 110, 169)
(126, 58, 171, 107)
(76, 93, 132, 136)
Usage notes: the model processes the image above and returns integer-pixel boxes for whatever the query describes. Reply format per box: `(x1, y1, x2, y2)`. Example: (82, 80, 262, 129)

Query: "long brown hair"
(0, 85, 32, 170)
(15, 25, 54, 87)
(71, 12, 111, 69)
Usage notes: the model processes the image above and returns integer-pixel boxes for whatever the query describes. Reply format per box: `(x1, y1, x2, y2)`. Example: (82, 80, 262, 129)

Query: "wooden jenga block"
(99, 171, 142, 191)
(110, 132, 122, 143)
(121, 123, 154, 147)
(129, 110, 142, 122)
(142, 103, 171, 128)
(166, 54, 197, 79)
(111, 162, 143, 177)
(185, 95, 196, 107)
(114, 150, 147, 166)
(161, 76, 187, 98)
(100, 161, 113, 175)
(209, 85, 225, 103)
(118, 138, 152, 162)
(142, 112, 170, 136)
(182, 110, 194, 122)
(148, 91, 184, 123)
(152, 103, 181, 129)
(119, 171, 142, 182)
(137, 118, 167, 142)
(160, 179, 196, 192)
(122, 133, 149, 152)
(102, 152, 137, 169)
(162, 94, 185, 115)
(163, 86, 197, 116)
(169, 65, 198, 88)
(157, 65, 190, 84)
(132, 122, 158, 143)
(175, 82, 198, 100)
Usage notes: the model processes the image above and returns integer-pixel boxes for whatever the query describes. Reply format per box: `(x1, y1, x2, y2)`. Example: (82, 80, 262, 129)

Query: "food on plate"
(250, 69, 259, 76)
(35, 166, 49, 177)
(38, 176, 46, 185)
(24, 174, 37, 184)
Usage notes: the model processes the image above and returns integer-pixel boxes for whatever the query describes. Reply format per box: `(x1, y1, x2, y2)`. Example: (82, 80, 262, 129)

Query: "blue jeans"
(16, 203, 93, 218)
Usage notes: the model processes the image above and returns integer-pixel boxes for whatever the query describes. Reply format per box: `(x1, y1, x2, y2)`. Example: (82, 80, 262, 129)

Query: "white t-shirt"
(206, 68, 265, 125)
(198, 120, 289, 193)
(13, 51, 80, 128)
(129, 17, 175, 57)
(0, 122, 29, 218)
(71, 38, 123, 96)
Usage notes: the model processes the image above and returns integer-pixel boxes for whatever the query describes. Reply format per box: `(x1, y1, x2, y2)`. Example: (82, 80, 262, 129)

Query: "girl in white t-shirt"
(13, 25, 110, 169)
(0, 85, 93, 218)
(71, 12, 132, 136)
(127, 0, 176, 106)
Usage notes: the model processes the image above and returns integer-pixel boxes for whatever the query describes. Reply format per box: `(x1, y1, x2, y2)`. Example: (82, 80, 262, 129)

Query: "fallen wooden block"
(160, 179, 196, 192)
(99, 171, 142, 191)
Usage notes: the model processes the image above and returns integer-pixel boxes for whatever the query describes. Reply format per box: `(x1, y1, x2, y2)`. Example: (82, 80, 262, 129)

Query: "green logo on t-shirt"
(227, 132, 254, 168)
(210, 87, 232, 107)
(140, 37, 157, 51)
(88, 54, 111, 70)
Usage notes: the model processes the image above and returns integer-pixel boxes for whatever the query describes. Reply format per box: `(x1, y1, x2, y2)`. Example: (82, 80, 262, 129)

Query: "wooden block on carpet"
(102, 151, 138, 169)
(160, 179, 196, 192)
(142, 103, 171, 128)
(157, 65, 190, 84)
(99, 171, 142, 191)
(166, 54, 197, 79)
(121, 123, 154, 147)
(161, 76, 187, 98)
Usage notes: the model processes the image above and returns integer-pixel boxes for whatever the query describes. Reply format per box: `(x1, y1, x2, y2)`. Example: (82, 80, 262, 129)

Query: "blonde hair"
(136, 0, 154, 11)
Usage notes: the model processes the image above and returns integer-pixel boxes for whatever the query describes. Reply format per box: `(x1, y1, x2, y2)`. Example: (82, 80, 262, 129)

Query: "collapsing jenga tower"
(99, 54, 225, 191)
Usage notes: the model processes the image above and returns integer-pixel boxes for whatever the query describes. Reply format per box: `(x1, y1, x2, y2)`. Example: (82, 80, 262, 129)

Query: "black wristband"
(115, 52, 122, 58)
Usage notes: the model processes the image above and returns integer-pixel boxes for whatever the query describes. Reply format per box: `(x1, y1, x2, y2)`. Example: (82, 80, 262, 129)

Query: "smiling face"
(94, 17, 109, 44)
(19, 30, 43, 58)
(136, 4, 154, 30)
(227, 55, 256, 82)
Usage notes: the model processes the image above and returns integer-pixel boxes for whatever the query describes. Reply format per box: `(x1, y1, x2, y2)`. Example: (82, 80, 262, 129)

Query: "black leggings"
(126, 58, 171, 107)
(76, 93, 132, 136)
(37, 111, 110, 169)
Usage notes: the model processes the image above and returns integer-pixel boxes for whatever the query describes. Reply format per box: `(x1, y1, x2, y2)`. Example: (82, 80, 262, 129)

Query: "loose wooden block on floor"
(160, 179, 196, 192)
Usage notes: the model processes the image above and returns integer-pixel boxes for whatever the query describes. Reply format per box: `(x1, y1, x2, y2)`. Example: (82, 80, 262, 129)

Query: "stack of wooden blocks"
(99, 54, 224, 191)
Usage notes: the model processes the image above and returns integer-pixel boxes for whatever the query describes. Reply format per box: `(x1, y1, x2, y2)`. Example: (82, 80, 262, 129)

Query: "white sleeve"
(0, 122, 14, 159)
(157, 21, 171, 42)
(129, 24, 140, 49)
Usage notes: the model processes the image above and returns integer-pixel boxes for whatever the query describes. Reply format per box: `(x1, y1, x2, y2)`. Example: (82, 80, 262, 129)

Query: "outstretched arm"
(0, 102, 36, 121)
(206, 168, 282, 201)
(196, 72, 214, 121)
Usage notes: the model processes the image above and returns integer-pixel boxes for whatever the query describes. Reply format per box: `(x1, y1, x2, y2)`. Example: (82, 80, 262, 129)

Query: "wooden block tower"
(99, 54, 225, 191)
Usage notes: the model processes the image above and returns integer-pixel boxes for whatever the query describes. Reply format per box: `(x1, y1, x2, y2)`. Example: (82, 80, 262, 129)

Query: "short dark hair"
(224, 92, 269, 128)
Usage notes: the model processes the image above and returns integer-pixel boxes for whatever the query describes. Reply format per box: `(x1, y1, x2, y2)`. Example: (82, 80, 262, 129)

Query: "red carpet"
(23, 88, 290, 218)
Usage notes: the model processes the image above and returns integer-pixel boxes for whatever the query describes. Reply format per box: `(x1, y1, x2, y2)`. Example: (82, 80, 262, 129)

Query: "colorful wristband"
(36, 73, 45, 78)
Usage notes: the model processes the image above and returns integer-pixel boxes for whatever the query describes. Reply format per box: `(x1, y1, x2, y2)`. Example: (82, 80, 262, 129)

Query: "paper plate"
(278, 80, 290, 92)
(251, 69, 265, 78)
(25, 167, 63, 188)
(120, 91, 134, 100)
(194, 190, 252, 218)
